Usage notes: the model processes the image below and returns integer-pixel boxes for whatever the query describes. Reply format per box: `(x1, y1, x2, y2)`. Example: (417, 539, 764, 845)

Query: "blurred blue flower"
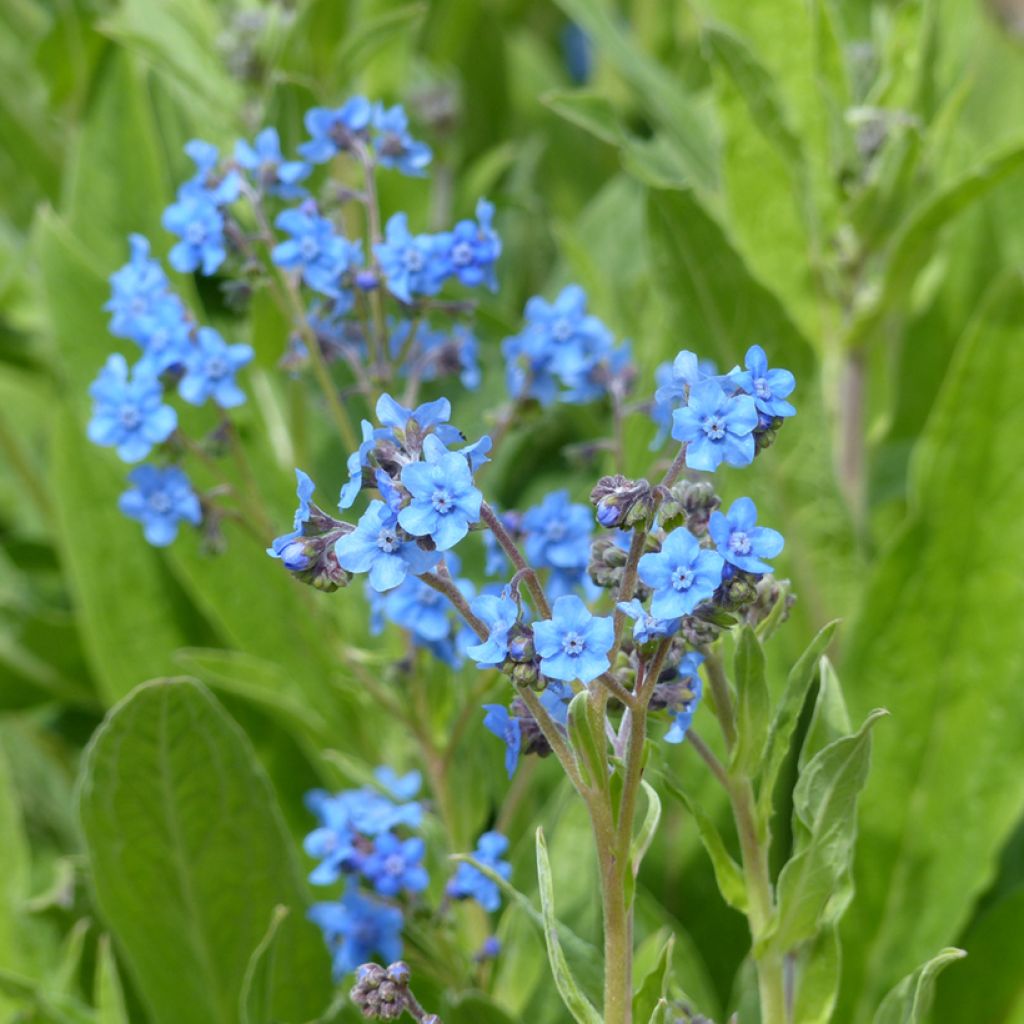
(272, 205, 363, 302)
(447, 832, 511, 913)
(234, 127, 310, 198)
(521, 490, 593, 572)
(665, 652, 704, 744)
(309, 889, 404, 978)
(435, 199, 501, 290)
(267, 468, 316, 570)
(105, 234, 173, 341)
(118, 464, 201, 546)
(374, 213, 445, 303)
(371, 103, 432, 176)
(178, 327, 253, 408)
(361, 833, 429, 897)
(299, 98, 373, 163)
(466, 591, 519, 667)
(482, 704, 522, 778)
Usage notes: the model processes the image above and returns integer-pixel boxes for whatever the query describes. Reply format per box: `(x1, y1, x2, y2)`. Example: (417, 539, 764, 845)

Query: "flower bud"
(510, 660, 540, 689)
(507, 630, 534, 662)
(590, 475, 652, 530)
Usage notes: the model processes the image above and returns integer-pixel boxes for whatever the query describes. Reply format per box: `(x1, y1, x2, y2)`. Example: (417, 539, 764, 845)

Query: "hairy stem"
(480, 502, 552, 618)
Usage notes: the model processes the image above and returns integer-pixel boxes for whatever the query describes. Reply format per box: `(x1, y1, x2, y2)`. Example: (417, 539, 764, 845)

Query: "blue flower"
(390, 320, 482, 390)
(309, 890, 404, 978)
(272, 206, 363, 302)
(361, 833, 429, 897)
(533, 594, 613, 684)
(398, 436, 482, 551)
(371, 103, 432, 176)
(435, 199, 501, 290)
(373, 767, 422, 801)
(728, 345, 796, 419)
(562, 22, 593, 84)
(382, 573, 456, 644)
(482, 705, 522, 778)
(447, 832, 511, 913)
(638, 528, 724, 619)
(375, 393, 465, 448)
(665, 652, 704, 744)
(162, 193, 228, 276)
(87, 355, 177, 463)
(466, 591, 519, 667)
(234, 127, 311, 198)
(335, 499, 439, 592)
(374, 213, 446, 304)
(708, 496, 784, 575)
(117, 464, 201, 546)
(133, 299, 193, 376)
(299, 98, 373, 163)
(267, 468, 317, 570)
(179, 139, 242, 204)
(521, 490, 593, 571)
(502, 284, 620, 405)
(671, 378, 758, 472)
(616, 598, 681, 644)
(539, 680, 574, 725)
(105, 234, 172, 341)
(651, 352, 719, 445)
(178, 326, 253, 408)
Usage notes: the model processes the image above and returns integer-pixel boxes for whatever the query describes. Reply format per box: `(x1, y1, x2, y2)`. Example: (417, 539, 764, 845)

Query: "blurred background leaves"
(1, 0, 1023, 1021)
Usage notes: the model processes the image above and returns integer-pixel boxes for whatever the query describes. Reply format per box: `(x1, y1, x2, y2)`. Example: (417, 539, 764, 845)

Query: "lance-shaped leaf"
(872, 948, 966, 1024)
(77, 679, 331, 1024)
(535, 827, 603, 1024)
(567, 689, 608, 791)
(799, 656, 851, 770)
(731, 627, 770, 776)
(764, 709, 887, 954)
(630, 780, 662, 873)
(632, 932, 674, 1024)
(757, 621, 839, 821)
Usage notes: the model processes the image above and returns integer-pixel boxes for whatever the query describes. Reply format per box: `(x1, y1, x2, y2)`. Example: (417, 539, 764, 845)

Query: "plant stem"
(479, 501, 552, 618)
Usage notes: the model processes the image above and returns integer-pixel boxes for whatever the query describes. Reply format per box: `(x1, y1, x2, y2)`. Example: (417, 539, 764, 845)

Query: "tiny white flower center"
(452, 241, 473, 266)
(119, 405, 141, 429)
(148, 491, 172, 514)
(185, 222, 206, 246)
(299, 235, 320, 261)
(729, 531, 752, 555)
(552, 317, 573, 342)
(562, 631, 585, 656)
(431, 488, 454, 514)
(671, 566, 695, 591)
(403, 247, 424, 272)
(376, 527, 400, 553)
(701, 415, 726, 440)
(754, 377, 771, 399)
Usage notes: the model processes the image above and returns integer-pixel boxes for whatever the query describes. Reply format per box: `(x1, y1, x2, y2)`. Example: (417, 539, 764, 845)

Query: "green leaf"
(0, 739, 29, 1011)
(845, 140, 1024, 352)
(631, 780, 662, 872)
(757, 621, 839, 820)
(333, 1, 426, 76)
(731, 626, 770, 776)
(95, 935, 129, 1024)
(792, 924, 840, 1024)
(542, 89, 624, 146)
(444, 991, 518, 1024)
(552, 0, 718, 191)
(661, 776, 747, 913)
(534, 827, 602, 1024)
(566, 689, 608, 790)
(767, 710, 887, 954)
(632, 933, 673, 1024)
(872, 948, 966, 1024)
(78, 679, 331, 1024)
(837, 273, 1024, 1018)
(239, 906, 288, 1024)
(799, 656, 851, 770)
(452, 853, 603, 1006)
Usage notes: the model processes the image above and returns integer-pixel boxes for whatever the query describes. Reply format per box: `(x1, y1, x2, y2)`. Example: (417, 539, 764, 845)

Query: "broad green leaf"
(78, 679, 331, 1024)
(838, 275, 1024, 1021)
(333, 1, 426, 76)
(632, 933, 673, 1024)
(731, 626, 770, 776)
(758, 621, 839, 821)
(799, 656, 851, 770)
(661, 776, 747, 913)
(566, 689, 608, 790)
(239, 906, 287, 1024)
(553, 0, 718, 192)
(792, 924, 840, 1024)
(0, 739, 29, 1012)
(534, 827, 602, 1024)
(872, 948, 966, 1024)
(542, 89, 624, 147)
(94, 935, 129, 1024)
(0, 970, 94, 1024)
(444, 992, 518, 1024)
(767, 710, 886, 954)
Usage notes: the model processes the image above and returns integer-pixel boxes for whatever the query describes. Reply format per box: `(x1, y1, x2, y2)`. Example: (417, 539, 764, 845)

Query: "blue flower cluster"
(503, 284, 631, 405)
(304, 767, 426, 977)
(447, 831, 512, 913)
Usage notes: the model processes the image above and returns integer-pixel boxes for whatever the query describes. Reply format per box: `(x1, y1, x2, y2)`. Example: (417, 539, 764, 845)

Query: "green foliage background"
(1, 0, 1023, 1021)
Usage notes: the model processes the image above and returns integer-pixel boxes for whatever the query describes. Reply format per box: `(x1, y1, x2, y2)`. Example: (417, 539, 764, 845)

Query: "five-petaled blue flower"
(133, 299, 193, 376)
(87, 354, 177, 463)
(308, 890, 404, 978)
(398, 436, 482, 551)
(299, 98, 373, 163)
(361, 833, 429, 897)
(521, 490, 593, 572)
(335, 500, 439, 592)
(118, 464, 202, 546)
(178, 327, 253, 408)
(374, 213, 445, 304)
(234, 127, 311, 198)
(708, 496, 784, 575)
(482, 704, 521, 778)
(371, 103, 432, 176)
(671, 378, 758, 472)
(729, 345, 796, 420)
(105, 234, 173, 341)
(435, 199, 501, 290)
(272, 205, 363, 302)
(638, 528, 724, 619)
(533, 594, 613, 684)
(466, 590, 519, 667)
(267, 468, 316, 570)
(447, 831, 511, 913)
(616, 598, 681, 644)
(665, 651, 704, 744)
